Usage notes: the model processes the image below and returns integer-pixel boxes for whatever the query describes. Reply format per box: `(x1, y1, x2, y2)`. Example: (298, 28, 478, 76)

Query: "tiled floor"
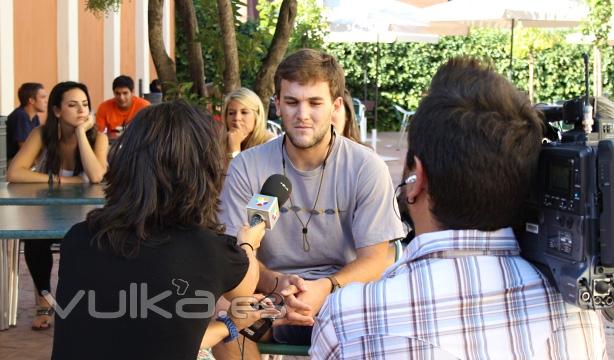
(0, 253, 57, 360)
(1, 132, 613, 359)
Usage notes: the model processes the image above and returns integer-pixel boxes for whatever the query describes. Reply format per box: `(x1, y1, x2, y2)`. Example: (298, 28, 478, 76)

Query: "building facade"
(0, 0, 176, 117)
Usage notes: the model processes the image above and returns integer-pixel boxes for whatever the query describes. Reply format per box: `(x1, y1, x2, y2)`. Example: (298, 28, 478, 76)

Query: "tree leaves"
(326, 28, 613, 131)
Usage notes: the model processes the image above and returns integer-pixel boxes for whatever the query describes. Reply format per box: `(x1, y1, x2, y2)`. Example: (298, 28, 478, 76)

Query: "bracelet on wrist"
(326, 276, 341, 293)
(239, 242, 255, 252)
(216, 314, 238, 343)
(227, 150, 240, 159)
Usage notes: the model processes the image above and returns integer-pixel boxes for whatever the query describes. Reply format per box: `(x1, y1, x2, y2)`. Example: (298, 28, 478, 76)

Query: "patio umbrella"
(324, 0, 437, 130)
(421, 0, 589, 80)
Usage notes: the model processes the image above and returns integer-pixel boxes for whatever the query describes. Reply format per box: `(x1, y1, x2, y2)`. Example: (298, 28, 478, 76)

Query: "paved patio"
(0, 132, 612, 359)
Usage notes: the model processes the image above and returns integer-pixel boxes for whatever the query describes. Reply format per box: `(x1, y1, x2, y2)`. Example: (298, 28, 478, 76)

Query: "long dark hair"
(42, 82, 97, 176)
(87, 100, 226, 258)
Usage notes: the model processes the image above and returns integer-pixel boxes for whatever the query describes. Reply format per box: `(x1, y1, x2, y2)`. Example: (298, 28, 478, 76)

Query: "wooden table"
(0, 183, 105, 330)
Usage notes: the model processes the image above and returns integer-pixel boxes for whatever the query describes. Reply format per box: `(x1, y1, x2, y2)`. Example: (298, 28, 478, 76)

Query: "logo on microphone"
(280, 181, 290, 193)
(256, 197, 269, 207)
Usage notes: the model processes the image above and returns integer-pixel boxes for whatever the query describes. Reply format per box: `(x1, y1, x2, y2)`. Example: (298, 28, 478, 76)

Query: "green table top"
(0, 205, 101, 239)
(0, 182, 105, 205)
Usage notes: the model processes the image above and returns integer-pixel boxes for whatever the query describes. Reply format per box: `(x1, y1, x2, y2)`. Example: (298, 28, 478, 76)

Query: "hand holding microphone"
(237, 222, 265, 251)
(246, 174, 292, 229)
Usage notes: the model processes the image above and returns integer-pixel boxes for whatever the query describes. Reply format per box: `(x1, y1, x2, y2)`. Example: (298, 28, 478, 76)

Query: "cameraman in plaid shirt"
(311, 57, 607, 360)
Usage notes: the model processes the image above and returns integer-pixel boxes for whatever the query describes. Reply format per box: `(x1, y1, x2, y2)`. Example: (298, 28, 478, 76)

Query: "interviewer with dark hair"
(52, 100, 269, 360)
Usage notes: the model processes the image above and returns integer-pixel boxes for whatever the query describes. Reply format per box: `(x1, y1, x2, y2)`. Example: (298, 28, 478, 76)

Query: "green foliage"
(256, 0, 328, 51)
(583, 0, 613, 50)
(326, 28, 613, 131)
(175, 0, 326, 94)
(514, 27, 562, 59)
(85, 0, 121, 15)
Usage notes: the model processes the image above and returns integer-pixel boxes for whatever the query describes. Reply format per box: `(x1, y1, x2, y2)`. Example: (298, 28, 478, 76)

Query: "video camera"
(517, 54, 614, 312)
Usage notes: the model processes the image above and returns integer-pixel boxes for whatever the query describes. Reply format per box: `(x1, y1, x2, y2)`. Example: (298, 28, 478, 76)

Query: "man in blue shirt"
(6, 83, 48, 160)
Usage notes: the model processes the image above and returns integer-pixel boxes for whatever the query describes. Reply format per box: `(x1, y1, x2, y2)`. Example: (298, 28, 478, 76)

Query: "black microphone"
(246, 174, 292, 229)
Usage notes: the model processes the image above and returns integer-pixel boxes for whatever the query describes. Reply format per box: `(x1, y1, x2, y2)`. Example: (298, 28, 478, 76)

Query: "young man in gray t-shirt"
(215, 49, 405, 358)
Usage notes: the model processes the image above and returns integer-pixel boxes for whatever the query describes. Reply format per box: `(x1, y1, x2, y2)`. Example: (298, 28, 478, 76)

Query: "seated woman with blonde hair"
(223, 87, 274, 160)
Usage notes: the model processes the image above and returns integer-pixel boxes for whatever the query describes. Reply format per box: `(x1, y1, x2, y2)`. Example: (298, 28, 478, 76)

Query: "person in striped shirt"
(311, 57, 607, 360)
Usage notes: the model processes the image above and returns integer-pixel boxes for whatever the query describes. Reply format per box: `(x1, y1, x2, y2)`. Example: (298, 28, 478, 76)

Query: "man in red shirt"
(96, 75, 150, 135)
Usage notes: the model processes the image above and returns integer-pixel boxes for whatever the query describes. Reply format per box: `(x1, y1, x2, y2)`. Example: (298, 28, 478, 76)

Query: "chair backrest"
(352, 98, 368, 142)
(143, 92, 163, 104)
(267, 120, 283, 136)
(393, 104, 412, 118)
(394, 239, 403, 262)
(352, 98, 366, 120)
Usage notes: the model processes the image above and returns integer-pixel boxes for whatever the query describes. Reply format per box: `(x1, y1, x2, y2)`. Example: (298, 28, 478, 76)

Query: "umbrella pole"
(363, 47, 368, 105)
(375, 36, 380, 131)
(508, 18, 515, 81)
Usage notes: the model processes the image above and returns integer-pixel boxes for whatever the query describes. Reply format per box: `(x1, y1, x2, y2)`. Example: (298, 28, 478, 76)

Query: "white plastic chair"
(352, 98, 368, 142)
(393, 104, 415, 148)
(267, 120, 283, 137)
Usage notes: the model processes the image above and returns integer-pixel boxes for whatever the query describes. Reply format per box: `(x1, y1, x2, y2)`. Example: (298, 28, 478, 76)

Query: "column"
(0, 0, 15, 115)
(136, 0, 150, 96)
(103, 9, 121, 99)
(57, 0, 79, 81)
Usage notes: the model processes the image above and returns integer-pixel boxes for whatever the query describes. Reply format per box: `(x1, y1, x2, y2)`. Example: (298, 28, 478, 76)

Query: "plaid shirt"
(311, 228, 607, 359)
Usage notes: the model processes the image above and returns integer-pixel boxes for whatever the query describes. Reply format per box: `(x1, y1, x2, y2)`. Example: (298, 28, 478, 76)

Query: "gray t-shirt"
(220, 134, 406, 280)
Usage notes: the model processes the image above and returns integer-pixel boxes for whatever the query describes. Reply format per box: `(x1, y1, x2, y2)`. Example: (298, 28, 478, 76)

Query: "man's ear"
(332, 96, 343, 114)
(407, 156, 427, 201)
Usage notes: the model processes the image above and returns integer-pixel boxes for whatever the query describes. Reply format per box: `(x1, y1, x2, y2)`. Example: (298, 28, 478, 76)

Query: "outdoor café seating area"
(2, 0, 614, 359)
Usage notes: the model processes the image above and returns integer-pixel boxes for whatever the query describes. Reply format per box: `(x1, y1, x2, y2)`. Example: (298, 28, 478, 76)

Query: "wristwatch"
(326, 276, 341, 293)
(216, 314, 238, 343)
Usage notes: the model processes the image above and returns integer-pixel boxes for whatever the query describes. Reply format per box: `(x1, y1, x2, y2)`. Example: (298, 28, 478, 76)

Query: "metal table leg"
(0, 240, 7, 330)
(0, 239, 20, 330)
(8, 239, 19, 327)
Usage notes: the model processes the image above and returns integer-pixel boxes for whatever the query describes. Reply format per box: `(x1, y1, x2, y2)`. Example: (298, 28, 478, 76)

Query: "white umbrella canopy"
(423, 0, 588, 29)
(324, 0, 437, 129)
(421, 0, 589, 79)
(325, 31, 438, 44)
(325, 0, 429, 34)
